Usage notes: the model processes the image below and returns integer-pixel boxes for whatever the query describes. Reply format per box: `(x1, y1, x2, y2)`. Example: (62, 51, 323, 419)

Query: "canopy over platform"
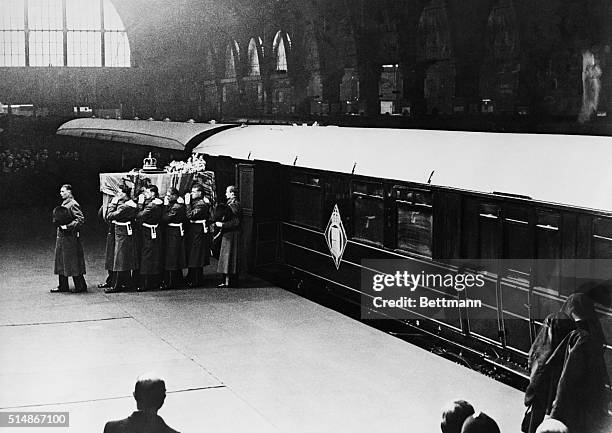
(57, 118, 236, 151)
(193, 125, 612, 212)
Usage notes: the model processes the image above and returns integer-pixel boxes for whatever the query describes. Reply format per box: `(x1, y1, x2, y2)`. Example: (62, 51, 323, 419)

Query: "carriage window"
(535, 211, 561, 291)
(503, 206, 531, 281)
(479, 203, 500, 273)
(395, 187, 432, 257)
(352, 181, 384, 245)
(289, 173, 322, 228)
(593, 218, 612, 281)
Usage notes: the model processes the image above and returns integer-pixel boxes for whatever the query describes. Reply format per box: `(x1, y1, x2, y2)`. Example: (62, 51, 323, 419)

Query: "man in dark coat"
(103, 375, 179, 433)
(97, 205, 115, 289)
(184, 183, 212, 287)
(52, 184, 87, 292)
(161, 187, 187, 289)
(214, 185, 241, 287)
(548, 294, 609, 433)
(105, 186, 138, 293)
(135, 185, 163, 291)
(524, 293, 609, 433)
(523, 311, 575, 433)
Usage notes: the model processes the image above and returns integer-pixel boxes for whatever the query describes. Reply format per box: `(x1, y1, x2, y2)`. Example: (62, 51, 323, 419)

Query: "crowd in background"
(0, 148, 80, 174)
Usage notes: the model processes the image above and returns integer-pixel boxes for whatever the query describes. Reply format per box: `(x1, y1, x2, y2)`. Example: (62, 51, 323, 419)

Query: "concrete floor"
(0, 207, 525, 433)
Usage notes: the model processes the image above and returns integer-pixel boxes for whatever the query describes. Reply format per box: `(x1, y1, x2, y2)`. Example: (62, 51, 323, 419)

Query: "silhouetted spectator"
(461, 412, 500, 433)
(103, 375, 179, 433)
(441, 400, 475, 433)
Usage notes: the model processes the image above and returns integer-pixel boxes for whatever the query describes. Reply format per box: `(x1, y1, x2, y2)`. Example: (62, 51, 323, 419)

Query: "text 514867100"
(0, 412, 69, 427)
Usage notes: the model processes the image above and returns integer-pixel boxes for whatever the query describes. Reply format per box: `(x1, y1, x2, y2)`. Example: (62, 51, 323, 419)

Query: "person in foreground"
(523, 292, 609, 433)
(52, 184, 87, 293)
(103, 375, 179, 433)
(460, 411, 500, 433)
(441, 400, 475, 433)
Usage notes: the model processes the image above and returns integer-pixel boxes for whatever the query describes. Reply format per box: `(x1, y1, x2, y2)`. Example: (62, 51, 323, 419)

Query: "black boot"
(51, 275, 69, 292)
(72, 275, 87, 292)
(98, 271, 114, 288)
(105, 272, 124, 293)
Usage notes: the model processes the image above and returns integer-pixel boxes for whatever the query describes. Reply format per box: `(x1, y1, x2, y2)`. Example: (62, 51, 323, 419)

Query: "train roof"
(57, 118, 234, 151)
(192, 124, 612, 212)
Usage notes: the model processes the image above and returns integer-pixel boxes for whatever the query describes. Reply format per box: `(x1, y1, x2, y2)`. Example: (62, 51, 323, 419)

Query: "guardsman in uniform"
(135, 185, 163, 291)
(97, 204, 115, 289)
(105, 185, 138, 293)
(184, 183, 212, 287)
(161, 187, 187, 289)
(214, 185, 241, 288)
(52, 184, 87, 293)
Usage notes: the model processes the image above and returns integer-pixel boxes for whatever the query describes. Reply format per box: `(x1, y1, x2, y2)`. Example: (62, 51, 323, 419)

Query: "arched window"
(247, 37, 260, 76)
(204, 47, 215, 80)
(224, 40, 239, 79)
(273, 30, 290, 72)
(0, 0, 130, 67)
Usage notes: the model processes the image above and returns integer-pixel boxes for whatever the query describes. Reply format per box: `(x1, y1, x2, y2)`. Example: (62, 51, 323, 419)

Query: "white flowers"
(164, 155, 207, 173)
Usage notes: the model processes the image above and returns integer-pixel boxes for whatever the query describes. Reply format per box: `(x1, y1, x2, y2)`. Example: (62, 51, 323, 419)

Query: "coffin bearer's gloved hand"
(163, 196, 169, 206)
(184, 193, 191, 205)
(177, 197, 184, 204)
(138, 193, 145, 204)
(111, 195, 120, 204)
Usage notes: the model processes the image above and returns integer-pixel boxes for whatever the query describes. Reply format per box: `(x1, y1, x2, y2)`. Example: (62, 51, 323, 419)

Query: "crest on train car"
(325, 205, 347, 270)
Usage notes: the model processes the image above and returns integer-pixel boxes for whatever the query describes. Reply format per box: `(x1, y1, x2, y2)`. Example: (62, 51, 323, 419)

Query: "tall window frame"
(273, 30, 290, 73)
(0, 0, 130, 67)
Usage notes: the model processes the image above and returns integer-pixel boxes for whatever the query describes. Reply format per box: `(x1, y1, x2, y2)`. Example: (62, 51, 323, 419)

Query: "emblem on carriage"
(325, 205, 347, 270)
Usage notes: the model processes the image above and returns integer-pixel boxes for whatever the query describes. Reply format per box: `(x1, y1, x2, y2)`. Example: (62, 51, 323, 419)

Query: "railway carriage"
(58, 119, 612, 399)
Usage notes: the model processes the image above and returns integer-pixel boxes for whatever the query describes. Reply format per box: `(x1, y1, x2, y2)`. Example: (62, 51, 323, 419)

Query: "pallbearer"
(136, 185, 163, 291)
(185, 183, 212, 287)
(52, 184, 87, 293)
(161, 187, 187, 289)
(105, 185, 138, 293)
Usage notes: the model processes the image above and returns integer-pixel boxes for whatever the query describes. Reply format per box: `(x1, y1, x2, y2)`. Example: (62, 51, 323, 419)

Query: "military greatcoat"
(106, 199, 138, 271)
(54, 197, 86, 276)
(162, 201, 187, 270)
(217, 198, 241, 275)
(186, 197, 212, 268)
(136, 197, 163, 275)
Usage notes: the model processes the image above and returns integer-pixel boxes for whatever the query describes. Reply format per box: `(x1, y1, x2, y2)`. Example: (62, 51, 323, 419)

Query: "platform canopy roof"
(57, 118, 235, 151)
(193, 124, 612, 212)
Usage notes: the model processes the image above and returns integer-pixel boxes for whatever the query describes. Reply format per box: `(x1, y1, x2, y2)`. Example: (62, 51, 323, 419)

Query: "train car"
(57, 119, 612, 396)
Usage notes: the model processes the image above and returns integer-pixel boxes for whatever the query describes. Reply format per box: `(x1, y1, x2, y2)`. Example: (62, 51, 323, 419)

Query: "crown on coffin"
(143, 152, 157, 170)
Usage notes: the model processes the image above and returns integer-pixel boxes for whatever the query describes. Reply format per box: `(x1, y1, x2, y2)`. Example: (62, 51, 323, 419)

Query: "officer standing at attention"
(105, 185, 138, 293)
(52, 184, 87, 293)
(135, 185, 164, 291)
(161, 187, 187, 289)
(185, 183, 212, 287)
(97, 202, 115, 289)
(215, 185, 241, 288)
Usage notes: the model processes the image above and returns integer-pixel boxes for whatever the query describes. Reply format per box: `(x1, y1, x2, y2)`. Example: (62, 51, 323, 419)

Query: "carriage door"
(252, 161, 283, 268)
(237, 163, 255, 272)
(467, 203, 504, 346)
(500, 205, 534, 354)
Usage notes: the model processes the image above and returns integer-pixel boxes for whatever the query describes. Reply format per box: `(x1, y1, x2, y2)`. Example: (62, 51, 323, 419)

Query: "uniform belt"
(113, 220, 133, 236)
(142, 222, 158, 239)
(168, 222, 184, 236)
(190, 219, 208, 233)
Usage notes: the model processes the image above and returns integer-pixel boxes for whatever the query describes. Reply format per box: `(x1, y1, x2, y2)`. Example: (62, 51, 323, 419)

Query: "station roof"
(193, 124, 612, 212)
(57, 118, 235, 151)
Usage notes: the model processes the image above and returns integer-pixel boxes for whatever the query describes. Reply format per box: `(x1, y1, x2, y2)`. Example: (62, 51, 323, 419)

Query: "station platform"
(0, 207, 525, 433)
